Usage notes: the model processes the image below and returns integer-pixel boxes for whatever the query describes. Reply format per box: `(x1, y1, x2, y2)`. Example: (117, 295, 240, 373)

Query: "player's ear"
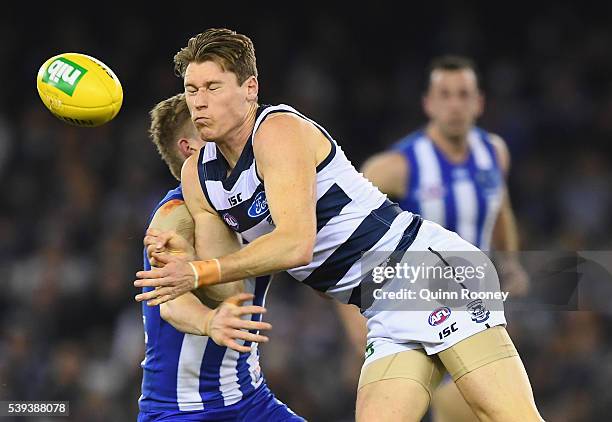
(177, 138, 191, 158)
(244, 76, 258, 102)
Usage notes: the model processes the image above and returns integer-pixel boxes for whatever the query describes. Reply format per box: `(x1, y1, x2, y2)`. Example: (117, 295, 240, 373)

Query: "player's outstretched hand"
(204, 292, 272, 353)
(144, 228, 196, 267)
(134, 252, 197, 305)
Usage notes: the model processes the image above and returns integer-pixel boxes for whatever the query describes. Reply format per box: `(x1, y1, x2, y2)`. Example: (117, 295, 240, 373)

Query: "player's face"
(423, 69, 483, 140)
(184, 60, 254, 142)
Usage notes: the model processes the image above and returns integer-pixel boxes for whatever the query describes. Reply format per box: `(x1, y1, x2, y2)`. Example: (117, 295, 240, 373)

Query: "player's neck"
(426, 124, 469, 163)
(216, 104, 258, 169)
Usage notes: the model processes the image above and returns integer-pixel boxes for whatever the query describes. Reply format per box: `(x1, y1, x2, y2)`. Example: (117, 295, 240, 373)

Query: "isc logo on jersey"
(428, 307, 452, 326)
(36, 53, 123, 127)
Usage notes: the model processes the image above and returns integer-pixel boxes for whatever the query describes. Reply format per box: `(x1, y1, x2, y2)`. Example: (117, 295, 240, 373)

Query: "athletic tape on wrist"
(188, 259, 221, 288)
(187, 262, 199, 289)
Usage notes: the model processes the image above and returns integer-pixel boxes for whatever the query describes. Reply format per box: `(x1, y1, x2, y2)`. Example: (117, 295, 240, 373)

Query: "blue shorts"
(137, 384, 304, 422)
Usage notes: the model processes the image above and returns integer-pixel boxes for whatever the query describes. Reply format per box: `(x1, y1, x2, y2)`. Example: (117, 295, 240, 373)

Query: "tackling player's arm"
(360, 151, 409, 200)
(135, 114, 322, 302)
(159, 291, 214, 336)
(144, 197, 270, 351)
(146, 198, 212, 335)
(489, 133, 529, 296)
(489, 134, 519, 251)
(214, 113, 319, 279)
(179, 121, 317, 278)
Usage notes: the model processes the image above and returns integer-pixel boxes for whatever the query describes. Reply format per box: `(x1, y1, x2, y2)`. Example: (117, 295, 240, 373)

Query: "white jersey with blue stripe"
(139, 185, 271, 412)
(197, 104, 422, 307)
(393, 128, 504, 250)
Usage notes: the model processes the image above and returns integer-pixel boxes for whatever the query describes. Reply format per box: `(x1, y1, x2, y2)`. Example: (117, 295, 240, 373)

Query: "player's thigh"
(431, 379, 478, 422)
(356, 348, 445, 422)
(437, 326, 542, 422)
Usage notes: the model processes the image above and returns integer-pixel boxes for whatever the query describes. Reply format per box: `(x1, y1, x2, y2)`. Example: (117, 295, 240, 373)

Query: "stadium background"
(2, 4, 612, 421)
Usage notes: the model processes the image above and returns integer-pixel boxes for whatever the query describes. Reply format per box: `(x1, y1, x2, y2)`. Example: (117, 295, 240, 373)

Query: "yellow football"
(36, 53, 123, 127)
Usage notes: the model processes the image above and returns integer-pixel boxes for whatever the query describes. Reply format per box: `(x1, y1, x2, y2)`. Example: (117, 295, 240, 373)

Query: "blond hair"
(174, 28, 258, 85)
(148, 93, 191, 180)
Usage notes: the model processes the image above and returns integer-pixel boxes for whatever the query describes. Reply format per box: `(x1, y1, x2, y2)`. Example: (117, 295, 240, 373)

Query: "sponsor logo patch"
(247, 191, 269, 218)
(222, 213, 240, 230)
(428, 306, 452, 326)
(438, 322, 459, 340)
(42, 57, 87, 96)
(466, 299, 490, 323)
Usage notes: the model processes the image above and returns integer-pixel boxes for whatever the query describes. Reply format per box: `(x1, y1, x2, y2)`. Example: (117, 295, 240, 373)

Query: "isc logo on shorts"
(428, 307, 451, 326)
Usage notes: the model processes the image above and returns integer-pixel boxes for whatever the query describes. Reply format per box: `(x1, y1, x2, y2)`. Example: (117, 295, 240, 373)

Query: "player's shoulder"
(484, 130, 507, 149)
(147, 185, 187, 227)
(253, 107, 318, 158)
(149, 191, 193, 237)
(165, 184, 183, 201)
(362, 150, 407, 171)
(361, 145, 410, 187)
(256, 108, 311, 138)
(362, 128, 427, 173)
(390, 129, 427, 153)
(153, 196, 187, 219)
(155, 185, 184, 211)
(481, 129, 510, 172)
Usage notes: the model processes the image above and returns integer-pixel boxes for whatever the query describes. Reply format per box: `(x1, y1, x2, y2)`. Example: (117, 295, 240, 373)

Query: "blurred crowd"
(2, 5, 612, 421)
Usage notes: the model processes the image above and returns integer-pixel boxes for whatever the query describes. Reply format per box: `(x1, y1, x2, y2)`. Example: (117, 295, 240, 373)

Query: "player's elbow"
(284, 232, 315, 267)
(292, 241, 314, 267)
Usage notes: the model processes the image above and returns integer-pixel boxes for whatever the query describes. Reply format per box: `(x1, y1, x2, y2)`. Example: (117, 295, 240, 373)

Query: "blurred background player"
(357, 55, 529, 421)
(139, 93, 303, 421)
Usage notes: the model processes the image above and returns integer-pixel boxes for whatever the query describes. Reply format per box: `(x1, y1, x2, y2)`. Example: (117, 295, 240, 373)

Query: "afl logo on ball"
(428, 307, 452, 326)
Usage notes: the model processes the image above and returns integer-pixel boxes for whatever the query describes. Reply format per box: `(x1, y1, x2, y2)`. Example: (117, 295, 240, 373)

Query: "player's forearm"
(191, 228, 314, 286)
(492, 205, 520, 251)
(159, 292, 212, 335)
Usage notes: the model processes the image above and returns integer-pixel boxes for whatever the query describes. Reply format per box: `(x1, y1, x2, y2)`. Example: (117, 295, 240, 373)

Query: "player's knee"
(467, 405, 543, 422)
(453, 356, 544, 422)
(431, 381, 478, 422)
